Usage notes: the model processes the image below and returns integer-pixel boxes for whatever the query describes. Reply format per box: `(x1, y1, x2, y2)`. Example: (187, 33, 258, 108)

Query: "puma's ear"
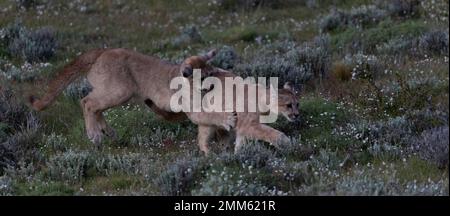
(283, 82, 294, 91)
(201, 49, 217, 62)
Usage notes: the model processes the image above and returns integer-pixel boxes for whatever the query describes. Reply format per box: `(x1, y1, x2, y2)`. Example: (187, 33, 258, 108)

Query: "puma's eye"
(287, 104, 292, 108)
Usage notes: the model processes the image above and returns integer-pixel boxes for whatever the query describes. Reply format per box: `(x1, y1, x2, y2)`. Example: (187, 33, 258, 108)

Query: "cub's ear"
(181, 64, 193, 77)
(283, 82, 294, 91)
(202, 49, 217, 62)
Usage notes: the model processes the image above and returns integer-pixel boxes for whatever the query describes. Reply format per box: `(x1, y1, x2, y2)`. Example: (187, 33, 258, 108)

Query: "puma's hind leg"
(197, 125, 215, 155)
(144, 99, 187, 122)
(80, 87, 133, 147)
(234, 134, 246, 153)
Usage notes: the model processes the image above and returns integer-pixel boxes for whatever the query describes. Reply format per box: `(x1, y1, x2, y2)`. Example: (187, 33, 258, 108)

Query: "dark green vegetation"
(0, 0, 448, 195)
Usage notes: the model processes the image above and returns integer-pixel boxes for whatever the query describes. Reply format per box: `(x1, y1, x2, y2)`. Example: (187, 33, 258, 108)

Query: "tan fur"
(29, 48, 233, 146)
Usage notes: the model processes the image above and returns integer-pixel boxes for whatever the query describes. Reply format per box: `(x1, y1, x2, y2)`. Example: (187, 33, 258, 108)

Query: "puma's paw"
(221, 111, 237, 131)
(87, 130, 103, 148)
(102, 127, 117, 140)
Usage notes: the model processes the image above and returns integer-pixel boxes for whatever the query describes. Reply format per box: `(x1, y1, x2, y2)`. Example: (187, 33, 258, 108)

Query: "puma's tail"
(29, 48, 107, 111)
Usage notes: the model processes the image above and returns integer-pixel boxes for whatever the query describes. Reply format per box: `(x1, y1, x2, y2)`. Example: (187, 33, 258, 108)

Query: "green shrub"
(299, 97, 348, 134)
(46, 150, 94, 183)
(41, 133, 69, 153)
(14, 180, 75, 195)
(192, 166, 270, 196)
(331, 20, 428, 53)
(94, 153, 150, 176)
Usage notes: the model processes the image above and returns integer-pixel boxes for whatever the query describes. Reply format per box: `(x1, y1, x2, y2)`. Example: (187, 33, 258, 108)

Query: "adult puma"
(29, 48, 235, 146)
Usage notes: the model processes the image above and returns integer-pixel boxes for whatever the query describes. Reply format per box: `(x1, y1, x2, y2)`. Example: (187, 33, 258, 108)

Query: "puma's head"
(277, 82, 300, 122)
(180, 49, 217, 78)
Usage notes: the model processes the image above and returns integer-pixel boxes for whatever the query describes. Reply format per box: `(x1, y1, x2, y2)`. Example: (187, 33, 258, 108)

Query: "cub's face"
(277, 83, 300, 122)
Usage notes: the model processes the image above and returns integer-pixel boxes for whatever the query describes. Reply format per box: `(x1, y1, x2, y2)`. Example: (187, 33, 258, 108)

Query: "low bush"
(192, 166, 270, 196)
(0, 61, 50, 82)
(2, 21, 57, 62)
(343, 53, 383, 80)
(15, 0, 36, 10)
(94, 153, 150, 176)
(319, 5, 387, 33)
(413, 126, 449, 169)
(218, 0, 280, 11)
(418, 30, 449, 56)
(46, 150, 94, 183)
(0, 87, 29, 129)
(63, 78, 92, 100)
(209, 46, 238, 70)
(41, 133, 69, 153)
(237, 35, 331, 86)
(334, 168, 446, 195)
(0, 176, 14, 195)
(170, 25, 202, 48)
(288, 34, 332, 80)
(1, 86, 43, 174)
(155, 153, 207, 195)
(376, 36, 418, 56)
(234, 141, 274, 168)
(376, 29, 448, 57)
(386, 0, 421, 18)
(128, 126, 179, 149)
(236, 52, 312, 87)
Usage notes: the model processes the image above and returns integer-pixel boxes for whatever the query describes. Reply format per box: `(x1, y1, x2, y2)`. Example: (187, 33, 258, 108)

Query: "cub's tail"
(29, 48, 107, 111)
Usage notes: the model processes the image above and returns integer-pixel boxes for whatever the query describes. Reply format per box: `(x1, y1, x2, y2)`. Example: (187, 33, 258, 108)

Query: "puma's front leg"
(215, 129, 235, 152)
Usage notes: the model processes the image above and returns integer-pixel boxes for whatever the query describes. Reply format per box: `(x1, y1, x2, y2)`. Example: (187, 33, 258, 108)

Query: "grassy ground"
(0, 0, 448, 195)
